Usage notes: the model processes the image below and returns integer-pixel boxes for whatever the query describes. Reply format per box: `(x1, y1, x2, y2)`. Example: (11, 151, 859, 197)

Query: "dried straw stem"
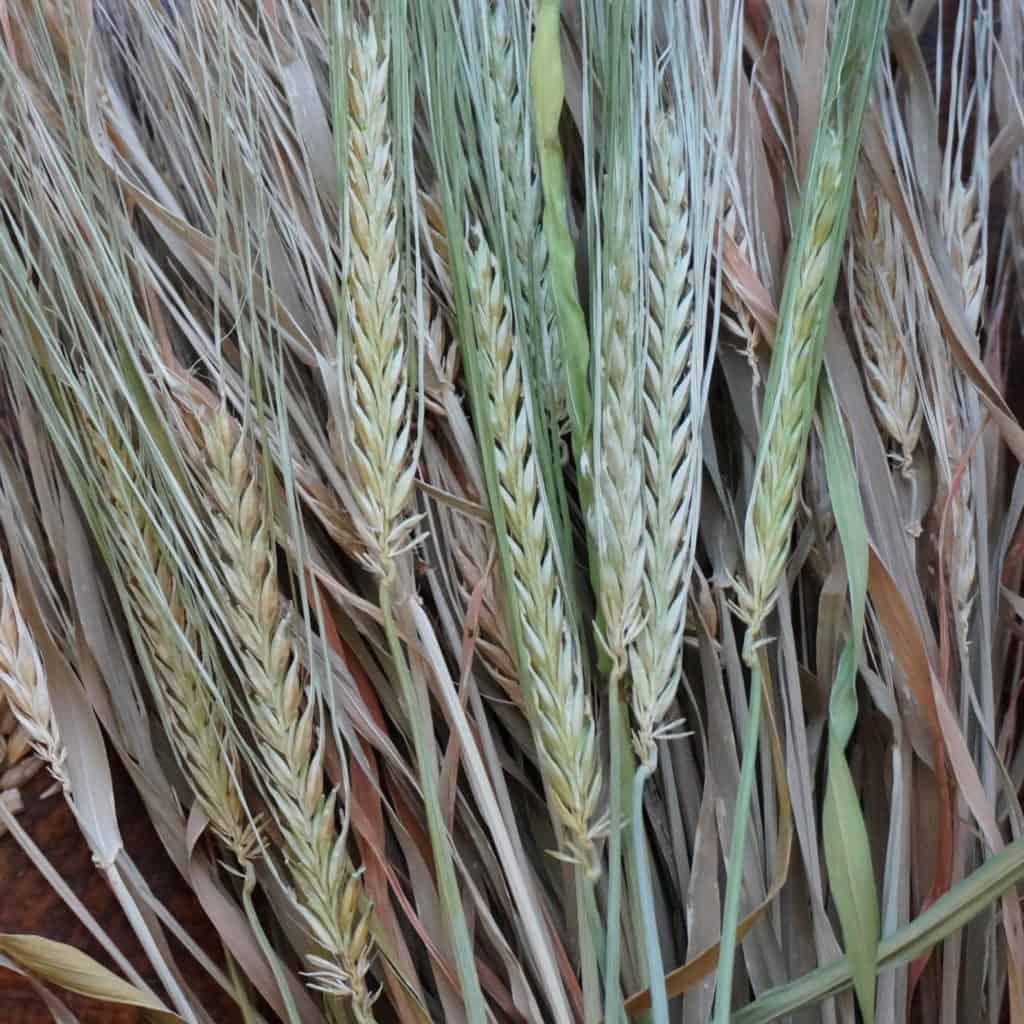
(469, 233, 602, 874)
(201, 409, 375, 1017)
(630, 111, 699, 766)
(0, 562, 68, 790)
(848, 183, 922, 472)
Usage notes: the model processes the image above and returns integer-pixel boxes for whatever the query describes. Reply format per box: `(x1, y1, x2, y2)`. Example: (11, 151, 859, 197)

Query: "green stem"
(633, 764, 668, 1024)
(604, 665, 627, 1021)
(241, 866, 303, 1024)
(578, 873, 601, 1023)
(380, 582, 487, 1023)
(711, 650, 764, 1024)
(224, 949, 261, 1024)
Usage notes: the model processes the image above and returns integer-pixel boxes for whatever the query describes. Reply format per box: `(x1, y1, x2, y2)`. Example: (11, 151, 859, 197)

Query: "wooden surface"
(0, 757, 241, 1023)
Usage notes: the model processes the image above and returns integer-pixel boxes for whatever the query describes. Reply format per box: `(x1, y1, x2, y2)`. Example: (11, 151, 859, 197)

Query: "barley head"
(201, 408, 375, 1015)
(487, 0, 565, 430)
(469, 232, 603, 875)
(736, 140, 844, 644)
(344, 18, 417, 582)
(592, 188, 645, 668)
(90, 426, 256, 864)
(630, 110, 699, 766)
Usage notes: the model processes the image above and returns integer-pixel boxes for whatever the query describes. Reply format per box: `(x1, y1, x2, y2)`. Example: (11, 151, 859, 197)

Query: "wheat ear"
(487, 0, 565, 429)
(0, 561, 68, 790)
(344, 18, 416, 581)
(469, 232, 603, 874)
(201, 409, 375, 1018)
(736, 139, 844, 642)
(848, 183, 922, 472)
(592, 189, 645, 677)
(90, 429, 256, 864)
(630, 110, 699, 766)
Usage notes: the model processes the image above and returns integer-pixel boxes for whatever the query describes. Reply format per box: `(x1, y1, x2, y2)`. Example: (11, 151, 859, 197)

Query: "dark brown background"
(0, 759, 240, 1023)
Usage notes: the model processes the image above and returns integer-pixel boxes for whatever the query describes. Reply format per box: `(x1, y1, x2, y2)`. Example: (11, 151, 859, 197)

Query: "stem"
(380, 581, 486, 1023)
(712, 649, 764, 1024)
(121, 855, 239, 998)
(106, 860, 198, 1024)
(604, 665, 628, 1023)
(578, 872, 601, 1023)
(224, 947, 263, 1024)
(241, 866, 303, 1024)
(634, 763, 669, 1024)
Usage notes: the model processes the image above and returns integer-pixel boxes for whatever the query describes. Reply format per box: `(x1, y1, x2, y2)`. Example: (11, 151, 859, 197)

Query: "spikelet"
(468, 232, 603, 874)
(0, 561, 68, 790)
(630, 110, 699, 766)
(848, 183, 922, 472)
(201, 408, 375, 1019)
(344, 18, 416, 582)
(736, 138, 844, 643)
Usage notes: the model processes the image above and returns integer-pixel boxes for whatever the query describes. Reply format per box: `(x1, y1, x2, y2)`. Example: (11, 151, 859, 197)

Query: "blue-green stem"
(633, 763, 668, 1024)
(379, 582, 486, 1023)
(711, 648, 764, 1024)
(579, 873, 601, 1022)
(224, 947, 261, 1024)
(604, 664, 628, 1022)
(241, 866, 303, 1024)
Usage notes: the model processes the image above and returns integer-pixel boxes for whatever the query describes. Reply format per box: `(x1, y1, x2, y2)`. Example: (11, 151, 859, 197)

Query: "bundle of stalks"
(2, 3, 1024, 1024)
